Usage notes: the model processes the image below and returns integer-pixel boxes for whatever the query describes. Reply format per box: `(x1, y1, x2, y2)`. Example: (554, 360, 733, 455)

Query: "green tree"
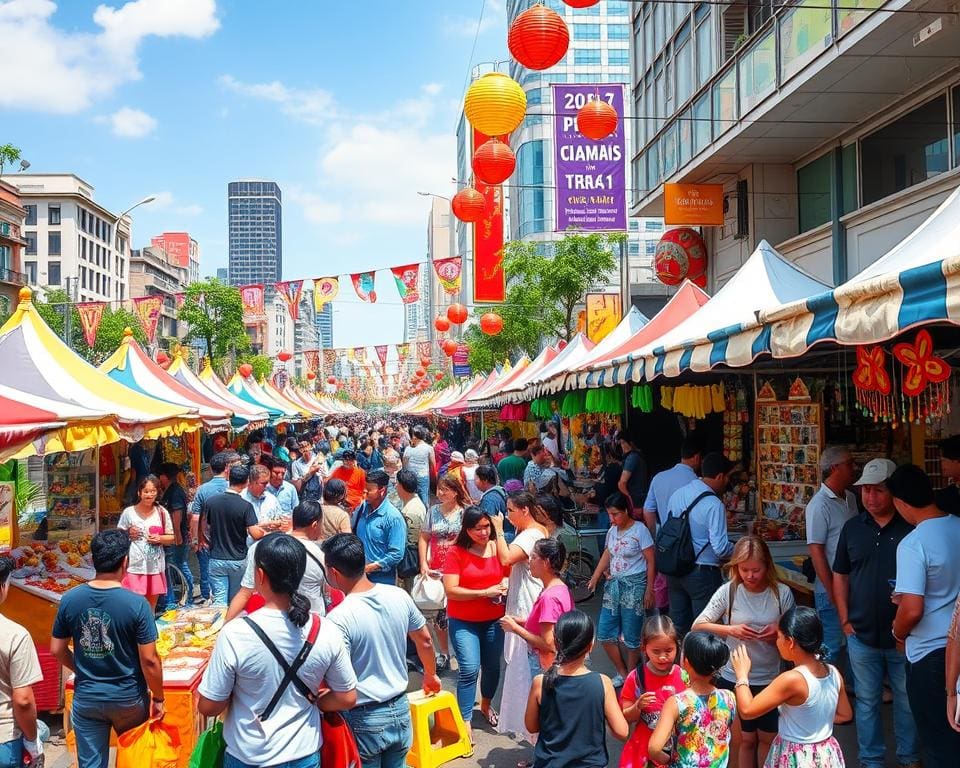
(238, 353, 272, 381)
(0, 144, 22, 176)
(32, 289, 146, 363)
(466, 232, 622, 371)
(177, 278, 250, 375)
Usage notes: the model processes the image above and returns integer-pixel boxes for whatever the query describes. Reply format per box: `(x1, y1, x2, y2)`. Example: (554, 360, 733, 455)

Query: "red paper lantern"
(577, 99, 618, 140)
(239, 363, 253, 378)
(155, 351, 169, 365)
(435, 372, 444, 381)
(306, 371, 316, 380)
(277, 350, 292, 362)
(415, 368, 426, 378)
(442, 339, 458, 357)
(420, 357, 432, 368)
(472, 139, 516, 185)
(508, 4, 569, 71)
(451, 188, 486, 223)
(447, 303, 468, 325)
(654, 228, 708, 288)
(327, 376, 337, 385)
(563, 0, 600, 7)
(434, 315, 451, 333)
(480, 311, 503, 336)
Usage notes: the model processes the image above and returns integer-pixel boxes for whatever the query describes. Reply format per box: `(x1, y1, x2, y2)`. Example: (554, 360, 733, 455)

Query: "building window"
(81, 267, 86, 290)
(573, 23, 601, 40)
(607, 24, 630, 41)
(48, 206, 61, 225)
(861, 96, 949, 206)
(645, 219, 664, 231)
(693, 92, 711, 154)
(780, 0, 832, 82)
(607, 0, 629, 14)
(739, 30, 775, 113)
(713, 67, 737, 137)
(608, 48, 629, 66)
(516, 140, 547, 237)
(24, 232, 36, 255)
(797, 153, 832, 232)
(572, 3, 600, 14)
(0, 244, 9, 271)
(25, 262, 36, 283)
(48, 232, 61, 256)
(24, 205, 36, 226)
(48, 262, 61, 286)
(575, 49, 602, 65)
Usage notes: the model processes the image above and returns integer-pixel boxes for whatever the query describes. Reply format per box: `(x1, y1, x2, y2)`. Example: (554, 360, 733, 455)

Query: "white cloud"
(0, 0, 219, 113)
(106, 106, 157, 137)
(442, 0, 505, 38)
(218, 75, 336, 126)
(287, 188, 343, 225)
(149, 190, 203, 217)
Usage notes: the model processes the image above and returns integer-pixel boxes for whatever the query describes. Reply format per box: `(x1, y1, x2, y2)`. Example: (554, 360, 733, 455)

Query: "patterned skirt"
(765, 735, 845, 768)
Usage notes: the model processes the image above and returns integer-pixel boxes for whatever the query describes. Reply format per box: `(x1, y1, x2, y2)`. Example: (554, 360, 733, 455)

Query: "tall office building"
(227, 180, 282, 286)
(405, 197, 455, 346)
(627, 1, 960, 288)
(315, 303, 333, 348)
(215, 267, 228, 281)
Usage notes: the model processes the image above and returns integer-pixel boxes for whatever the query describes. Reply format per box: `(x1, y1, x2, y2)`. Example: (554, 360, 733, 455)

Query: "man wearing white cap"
(461, 449, 481, 501)
(832, 458, 920, 768)
(444, 451, 466, 489)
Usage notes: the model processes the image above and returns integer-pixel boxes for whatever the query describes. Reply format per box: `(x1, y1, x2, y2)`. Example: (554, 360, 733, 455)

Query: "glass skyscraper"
(227, 180, 282, 285)
(315, 303, 333, 348)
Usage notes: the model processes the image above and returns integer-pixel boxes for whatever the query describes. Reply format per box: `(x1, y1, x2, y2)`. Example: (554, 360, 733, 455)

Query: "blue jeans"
(528, 649, 543, 679)
(449, 617, 505, 724)
(72, 694, 148, 768)
(197, 547, 211, 599)
(342, 695, 413, 768)
(815, 591, 844, 663)
(164, 543, 194, 605)
(0, 737, 22, 768)
(416, 475, 430, 507)
(846, 634, 919, 767)
(209, 557, 246, 605)
(224, 751, 319, 768)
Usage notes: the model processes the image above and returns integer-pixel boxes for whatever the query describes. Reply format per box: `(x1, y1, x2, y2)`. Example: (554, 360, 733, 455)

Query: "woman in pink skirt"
(118, 474, 175, 610)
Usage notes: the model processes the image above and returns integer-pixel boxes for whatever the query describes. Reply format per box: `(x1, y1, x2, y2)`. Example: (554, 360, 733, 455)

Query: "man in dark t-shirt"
(158, 462, 192, 609)
(199, 464, 263, 605)
(616, 431, 649, 512)
(51, 530, 164, 768)
(936, 435, 960, 516)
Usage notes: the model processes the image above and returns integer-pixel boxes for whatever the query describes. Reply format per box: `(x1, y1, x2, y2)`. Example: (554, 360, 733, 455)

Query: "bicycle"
(558, 509, 606, 603)
(165, 562, 190, 607)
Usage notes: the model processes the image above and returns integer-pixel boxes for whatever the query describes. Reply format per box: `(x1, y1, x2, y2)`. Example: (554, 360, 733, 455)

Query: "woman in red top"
(442, 506, 509, 740)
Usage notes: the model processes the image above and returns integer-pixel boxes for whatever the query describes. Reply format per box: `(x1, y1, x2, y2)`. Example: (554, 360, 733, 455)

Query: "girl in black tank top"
(525, 610, 629, 767)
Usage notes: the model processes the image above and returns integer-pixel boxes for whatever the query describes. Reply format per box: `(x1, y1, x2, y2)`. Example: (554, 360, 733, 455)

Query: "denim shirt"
(353, 499, 406, 584)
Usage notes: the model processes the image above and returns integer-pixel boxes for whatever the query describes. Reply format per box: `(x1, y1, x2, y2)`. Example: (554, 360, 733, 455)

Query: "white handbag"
(411, 574, 447, 611)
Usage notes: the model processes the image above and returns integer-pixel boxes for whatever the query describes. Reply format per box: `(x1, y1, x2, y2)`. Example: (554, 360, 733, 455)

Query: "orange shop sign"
(663, 183, 724, 226)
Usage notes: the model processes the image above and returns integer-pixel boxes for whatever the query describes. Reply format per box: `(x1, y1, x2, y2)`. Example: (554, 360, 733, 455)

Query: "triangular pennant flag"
(275, 280, 304, 321)
(133, 295, 163, 344)
(76, 302, 106, 348)
(353, 347, 368, 364)
(304, 349, 320, 372)
(433, 257, 463, 296)
(417, 341, 432, 361)
(390, 264, 420, 304)
(350, 272, 377, 302)
(174, 292, 186, 309)
(396, 343, 411, 365)
(322, 349, 337, 373)
(374, 344, 389, 371)
(240, 284, 265, 320)
(313, 277, 339, 311)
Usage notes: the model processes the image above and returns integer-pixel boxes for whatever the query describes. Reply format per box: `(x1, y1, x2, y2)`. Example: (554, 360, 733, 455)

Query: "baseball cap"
(449, 451, 465, 463)
(853, 458, 897, 486)
(465, 449, 479, 461)
(939, 435, 960, 461)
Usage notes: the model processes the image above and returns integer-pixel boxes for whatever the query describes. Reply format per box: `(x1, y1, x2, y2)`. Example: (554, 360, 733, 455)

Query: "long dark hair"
(779, 606, 827, 659)
(634, 615, 679, 691)
(544, 610, 594, 691)
(254, 533, 311, 627)
(454, 506, 491, 549)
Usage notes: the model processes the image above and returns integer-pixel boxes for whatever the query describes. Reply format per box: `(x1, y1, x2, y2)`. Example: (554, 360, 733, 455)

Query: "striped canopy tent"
(451, 365, 511, 414)
(224, 373, 301, 421)
(99, 331, 233, 431)
(546, 306, 648, 394)
(281, 385, 326, 415)
(0, 288, 199, 456)
(261, 380, 314, 418)
(196, 361, 283, 422)
(473, 345, 560, 409)
(438, 374, 487, 417)
(576, 281, 712, 388)
(764, 185, 960, 357)
(426, 380, 474, 414)
(166, 356, 269, 429)
(467, 357, 530, 411)
(521, 334, 596, 401)
(638, 241, 830, 381)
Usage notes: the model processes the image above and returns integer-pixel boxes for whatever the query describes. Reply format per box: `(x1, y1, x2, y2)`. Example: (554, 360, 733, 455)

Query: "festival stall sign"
(0, 288, 199, 458)
(240, 284, 266, 322)
(201, 363, 285, 421)
(474, 345, 561, 408)
(166, 357, 268, 429)
(663, 183, 725, 226)
(452, 343, 472, 378)
(552, 84, 627, 232)
(99, 331, 233, 431)
(473, 129, 506, 303)
(522, 334, 596, 400)
(585, 294, 622, 343)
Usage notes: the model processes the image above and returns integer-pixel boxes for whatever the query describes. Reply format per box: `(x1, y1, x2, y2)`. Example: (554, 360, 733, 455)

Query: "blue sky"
(0, 0, 508, 347)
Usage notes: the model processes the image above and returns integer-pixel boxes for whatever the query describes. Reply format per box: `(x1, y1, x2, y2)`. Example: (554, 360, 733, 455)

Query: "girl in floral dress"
(730, 607, 852, 768)
(620, 615, 689, 767)
(648, 632, 736, 767)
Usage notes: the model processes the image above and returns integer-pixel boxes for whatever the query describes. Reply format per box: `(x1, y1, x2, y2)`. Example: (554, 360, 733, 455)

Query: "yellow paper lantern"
(464, 73, 527, 137)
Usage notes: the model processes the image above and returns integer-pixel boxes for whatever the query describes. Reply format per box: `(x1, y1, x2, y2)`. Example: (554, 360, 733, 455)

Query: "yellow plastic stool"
(406, 690, 474, 768)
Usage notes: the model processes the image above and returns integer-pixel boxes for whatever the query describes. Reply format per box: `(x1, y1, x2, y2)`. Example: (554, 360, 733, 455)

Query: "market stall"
(166, 356, 269, 429)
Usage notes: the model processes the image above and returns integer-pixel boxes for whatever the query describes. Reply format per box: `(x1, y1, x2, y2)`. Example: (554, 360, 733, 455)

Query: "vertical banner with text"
(552, 84, 627, 232)
(473, 129, 506, 303)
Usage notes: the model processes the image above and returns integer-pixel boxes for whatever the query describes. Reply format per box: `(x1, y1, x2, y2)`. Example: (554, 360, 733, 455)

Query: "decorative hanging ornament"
(480, 311, 503, 336)
(654, 228, 708, 287)
(464, 72, 527, 137)
(239, 363, 253, 378)
(852, 346, 894, 424)
(434, 315, 451, 333)
(893, 329, 952, 423)
(435, 372, 444, 381)
(155, 351, 169, 365)
(576, 98, 618, 141)
(451, 187, 487, 223)
(277, 350, 292, 362)
(442, 339, 458, 357)
(447, 303, 468, 325)
(508, 4, 569, 71)
(472, 139, 516, 185)
(415, 368, 425, 378)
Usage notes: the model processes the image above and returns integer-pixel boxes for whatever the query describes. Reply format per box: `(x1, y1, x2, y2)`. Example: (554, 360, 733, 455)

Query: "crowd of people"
(4, 417, 960, 767)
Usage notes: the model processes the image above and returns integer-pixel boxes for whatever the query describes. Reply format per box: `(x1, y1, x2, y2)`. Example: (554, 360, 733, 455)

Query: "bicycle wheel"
(563, 552, 597, 603)
(166, 563, 189, 607)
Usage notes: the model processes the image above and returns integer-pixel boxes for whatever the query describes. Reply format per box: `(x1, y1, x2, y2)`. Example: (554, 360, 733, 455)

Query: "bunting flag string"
(417, 341, 432, 361)
(303, 349, 320, 372)
(390, 264, 420, 304)
(313, 277, 339, 311)
(76, 302, 106, 347)
(132, 295, 163, 345)
(276, 280, 304, 321)
(351, 272, 377, 303)
(396, 343, 411, 365)
(174, 292, 186, 309)
(433, 257, 463, 296)
(322, 349, 337, 373)
(374, 344, 389, 371)
(353, 347, 368, 364)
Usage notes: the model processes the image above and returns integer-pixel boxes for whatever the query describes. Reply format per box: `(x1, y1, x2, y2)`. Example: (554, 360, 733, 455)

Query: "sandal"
(482, 708, 499, 727)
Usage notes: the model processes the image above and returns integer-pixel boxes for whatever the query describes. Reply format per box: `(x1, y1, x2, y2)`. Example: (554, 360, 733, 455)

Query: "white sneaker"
(611, 673, 625, 688)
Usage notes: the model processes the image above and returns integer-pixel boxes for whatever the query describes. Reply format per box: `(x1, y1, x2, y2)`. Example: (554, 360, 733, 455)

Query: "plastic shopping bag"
(411, 573, 446, 611)
(116, 717, 181, 768)
(189, 720, 226, 768)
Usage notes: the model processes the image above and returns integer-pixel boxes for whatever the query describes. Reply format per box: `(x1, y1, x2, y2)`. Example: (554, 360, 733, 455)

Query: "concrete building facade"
(129, 245, 187, 341)
(0, 180, 28, 317)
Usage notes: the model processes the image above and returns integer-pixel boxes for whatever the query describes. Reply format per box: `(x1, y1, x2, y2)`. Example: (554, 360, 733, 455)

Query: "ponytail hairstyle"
(532, 537, 566, 576)
(254, 533, 311, 627)
(778, 606, 827, 659)
(682, 631, 729, 678)
(634, 615, 679, 690)
(604, 490, 634, 521)
(534, 494, 563, 530)
(543, 610, 594, 692)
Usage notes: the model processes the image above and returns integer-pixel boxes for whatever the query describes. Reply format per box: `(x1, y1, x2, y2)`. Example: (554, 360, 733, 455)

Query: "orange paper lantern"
(155, 351, 169, 365)
(327, 376, 337, 385)
(306, 371, 316, 380)
(442, 339, 458, 357)
(277, 350, 292, 362)
(464, 72, 527, 137)
(435, 372, 444, 381)
(480, 311, 503, 336)
(420, 358, 432, 369)
(434, 315, 451, 333)
(472, 139, 516, 185)
(447, 303, 468, 325)
(415, 368, 426, 378)
(239, 363, 253, 378)
(508, 4, 569, 71)
(577, 99, 618, 140)
(451, 187, 486, 223)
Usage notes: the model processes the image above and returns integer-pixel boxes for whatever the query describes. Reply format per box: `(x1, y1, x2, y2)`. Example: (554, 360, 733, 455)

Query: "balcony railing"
(0, 267, 27, 285)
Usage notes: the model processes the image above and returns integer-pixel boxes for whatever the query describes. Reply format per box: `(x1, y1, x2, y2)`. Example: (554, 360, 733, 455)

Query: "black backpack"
(655, 490, 717, 577)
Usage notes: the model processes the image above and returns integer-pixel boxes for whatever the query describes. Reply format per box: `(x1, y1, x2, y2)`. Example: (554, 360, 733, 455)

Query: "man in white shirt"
(324, 533, 441, 768)
(805, 445, 858, 663)
(642, 432, 702, 533)
(242, 464, 283, 529)
(265, 460, 299, 516)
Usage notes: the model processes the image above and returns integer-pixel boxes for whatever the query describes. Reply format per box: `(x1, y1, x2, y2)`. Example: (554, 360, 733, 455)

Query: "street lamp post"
(113, 195, 156, 254)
